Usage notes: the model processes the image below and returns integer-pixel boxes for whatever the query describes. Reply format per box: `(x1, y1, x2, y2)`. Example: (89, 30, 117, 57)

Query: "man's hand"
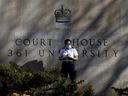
(67, 55, 79, 61)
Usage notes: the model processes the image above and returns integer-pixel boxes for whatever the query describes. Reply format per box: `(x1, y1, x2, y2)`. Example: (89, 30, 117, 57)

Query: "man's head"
(64, 39, 72, 49)
(64, 39, 72, 45)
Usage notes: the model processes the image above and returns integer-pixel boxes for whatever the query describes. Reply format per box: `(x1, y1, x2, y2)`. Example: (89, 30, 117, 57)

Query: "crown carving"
(54, 5, 71, 23)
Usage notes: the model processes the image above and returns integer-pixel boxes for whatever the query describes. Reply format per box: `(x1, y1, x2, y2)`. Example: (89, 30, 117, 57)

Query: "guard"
(59, 39, 79, 81)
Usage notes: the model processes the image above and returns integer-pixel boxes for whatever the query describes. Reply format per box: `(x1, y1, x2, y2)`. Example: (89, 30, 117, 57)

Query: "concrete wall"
(0, 0, 128, 95)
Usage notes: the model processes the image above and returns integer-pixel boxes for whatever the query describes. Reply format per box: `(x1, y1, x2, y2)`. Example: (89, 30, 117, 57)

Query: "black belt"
(63, 60, 74, 62)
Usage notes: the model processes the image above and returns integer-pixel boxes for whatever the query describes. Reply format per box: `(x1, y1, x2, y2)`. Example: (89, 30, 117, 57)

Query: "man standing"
(59, 39, 79, 81)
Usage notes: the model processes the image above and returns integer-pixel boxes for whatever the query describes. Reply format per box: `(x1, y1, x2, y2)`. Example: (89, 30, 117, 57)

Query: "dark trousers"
(61, 61, 76, 81)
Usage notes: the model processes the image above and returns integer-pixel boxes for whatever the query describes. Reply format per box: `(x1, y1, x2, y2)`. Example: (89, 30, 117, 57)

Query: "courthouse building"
(0, 0, 128, 95)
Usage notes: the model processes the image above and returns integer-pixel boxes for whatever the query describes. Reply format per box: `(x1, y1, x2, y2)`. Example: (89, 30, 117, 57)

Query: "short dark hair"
(64, 39, 72, 44)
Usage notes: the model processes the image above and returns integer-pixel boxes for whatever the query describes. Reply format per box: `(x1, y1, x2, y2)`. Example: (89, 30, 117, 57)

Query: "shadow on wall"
(0, 0, 57, 63)
(96, 55, 128, 96)
(71, 0, 128, 95)
(22, 60, 44, 72)
(75, 0, 124, 76)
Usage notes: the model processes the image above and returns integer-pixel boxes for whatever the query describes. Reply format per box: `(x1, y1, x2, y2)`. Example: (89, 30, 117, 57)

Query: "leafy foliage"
(0, 62, 95, 96)
(83, 83, 94, 96)
(112, 86, 128, 96)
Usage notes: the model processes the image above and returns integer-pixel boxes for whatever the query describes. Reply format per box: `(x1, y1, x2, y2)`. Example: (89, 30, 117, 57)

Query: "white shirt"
(59, 47, 78, 58)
